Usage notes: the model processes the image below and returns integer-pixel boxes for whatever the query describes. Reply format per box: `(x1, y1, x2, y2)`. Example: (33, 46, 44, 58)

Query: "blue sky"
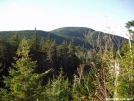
(0, 0, 133, 38)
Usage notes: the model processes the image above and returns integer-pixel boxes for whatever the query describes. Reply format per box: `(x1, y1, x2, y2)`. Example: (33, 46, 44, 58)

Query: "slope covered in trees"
(0, 22, 134, 101)
(50, 27, 127, 48)
(0, 30, 67, 45)
(0, 27, 126, 48)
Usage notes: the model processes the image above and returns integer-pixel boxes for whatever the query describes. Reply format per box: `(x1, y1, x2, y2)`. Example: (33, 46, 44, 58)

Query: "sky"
(0, 0, 134, 38)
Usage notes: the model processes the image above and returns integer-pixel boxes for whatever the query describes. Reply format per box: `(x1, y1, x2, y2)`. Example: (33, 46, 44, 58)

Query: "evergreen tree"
(57, 40, 69, 75)
(1, 37, 49, 101)
(30, 28, 38, 51)
(75, 45, 87, 63)
(44, 69, 72, 101)
(0, 38, 11, 75)
(9, 33, 19, 59)
(58, 40, 68, 58)
(68, 39, 81, 79)
(46, 40, 58, 69)
(68, 38, 75, 55)
(0, 39, 10, 62)
(10, 33, 19, 46)
(39, 37, 45, 51)
(0, 39, 9, 91)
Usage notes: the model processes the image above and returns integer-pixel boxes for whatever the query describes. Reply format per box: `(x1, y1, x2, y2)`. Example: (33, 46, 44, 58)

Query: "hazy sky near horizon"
(0, 0, 133, 38)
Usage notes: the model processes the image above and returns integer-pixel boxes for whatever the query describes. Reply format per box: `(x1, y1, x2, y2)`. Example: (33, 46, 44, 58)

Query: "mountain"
(50, 27, 127, 48)
(0, 30, 68, 44)
(50, 27, 94, 37)
(50, 27, 95, 47)
(0, 27, 127, 48)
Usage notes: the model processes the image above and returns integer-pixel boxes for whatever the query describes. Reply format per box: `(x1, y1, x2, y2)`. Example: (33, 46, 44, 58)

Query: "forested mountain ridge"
(0, 30, 67, 45)
(50, 27, 127, 48)
(0, 21, 134, 100)
(0, 27, 127, 48)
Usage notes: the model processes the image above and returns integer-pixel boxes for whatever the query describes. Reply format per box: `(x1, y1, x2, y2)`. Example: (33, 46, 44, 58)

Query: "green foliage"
(39, 37, 45, 51)
(75, 45, 89, 63)
(58, 40, 68, 57)
(126, 20, 134, 34)
(118, 43, 134, 98)
(68, 38, 75, 55)
(115, 21, 134, 98)
(0, 27, 126, 48)
(72, 69, 96, 101)
(0, 39, 10, 61)
(9, 33, 19, 57)
(30, 30, 38, 51)
(1, 38, 50, 101)
(0, 24, 134, 101)
(44, 69, 72, 101)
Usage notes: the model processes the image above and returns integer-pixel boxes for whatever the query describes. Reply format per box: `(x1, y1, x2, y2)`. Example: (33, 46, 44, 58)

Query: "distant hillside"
(50, 27, 127, 48)
(0, 30, 68, 44)
(50, 27, 95, 47)
(50, 27, 94, 38)
(0, 27, 127, 48)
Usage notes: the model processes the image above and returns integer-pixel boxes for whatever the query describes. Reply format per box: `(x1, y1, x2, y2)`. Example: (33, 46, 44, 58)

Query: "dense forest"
(0, 21, 134, 101)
